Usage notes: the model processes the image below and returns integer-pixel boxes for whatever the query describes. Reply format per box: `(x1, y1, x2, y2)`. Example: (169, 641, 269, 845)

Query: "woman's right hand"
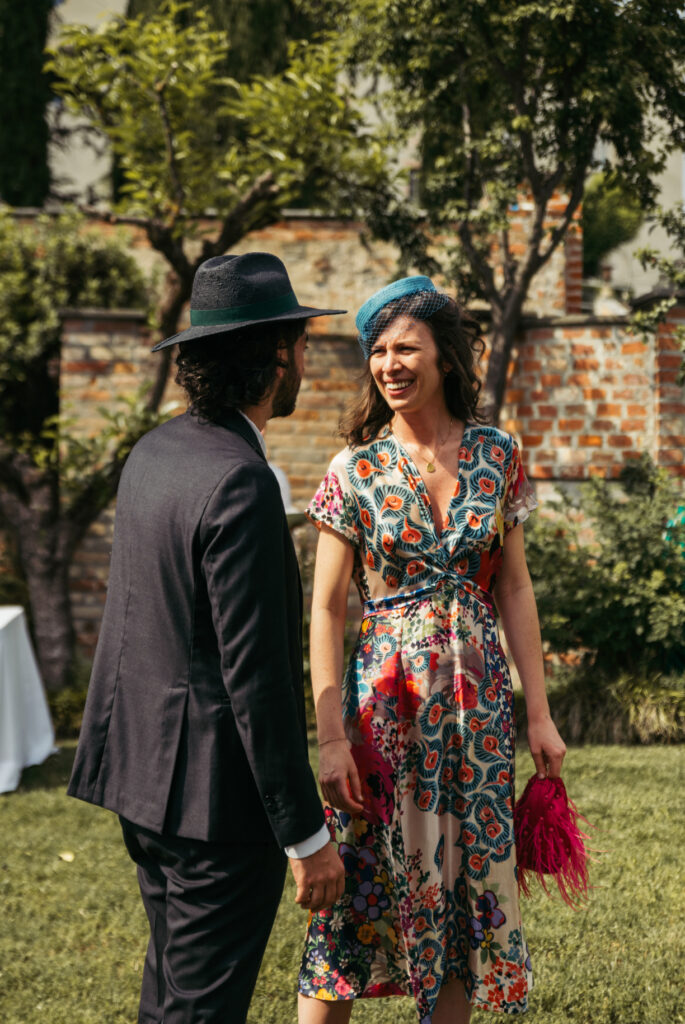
(318, 739, 365, 815)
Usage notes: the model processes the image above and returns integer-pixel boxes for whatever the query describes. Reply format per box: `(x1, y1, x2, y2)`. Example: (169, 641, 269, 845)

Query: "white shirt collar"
(237, 410, 267, 458)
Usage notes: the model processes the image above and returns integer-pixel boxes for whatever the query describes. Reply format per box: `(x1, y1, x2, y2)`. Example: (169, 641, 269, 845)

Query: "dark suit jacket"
(68, 411, 324, 847)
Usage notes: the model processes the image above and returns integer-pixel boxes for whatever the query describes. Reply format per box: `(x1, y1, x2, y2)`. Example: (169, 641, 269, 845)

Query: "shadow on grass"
(13, 742, 77, 792)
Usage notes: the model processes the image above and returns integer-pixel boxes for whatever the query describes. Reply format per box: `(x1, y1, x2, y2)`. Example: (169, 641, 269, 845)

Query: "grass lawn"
(0, 743, 683, 1024)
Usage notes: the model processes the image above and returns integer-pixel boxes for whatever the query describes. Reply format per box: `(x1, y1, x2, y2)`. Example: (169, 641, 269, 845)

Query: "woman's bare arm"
(493, 524, 566, 777)
(309, 525, 364, 814)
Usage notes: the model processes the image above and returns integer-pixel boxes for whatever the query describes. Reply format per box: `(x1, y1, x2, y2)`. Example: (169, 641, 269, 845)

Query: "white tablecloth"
(0, 606, 56, 793)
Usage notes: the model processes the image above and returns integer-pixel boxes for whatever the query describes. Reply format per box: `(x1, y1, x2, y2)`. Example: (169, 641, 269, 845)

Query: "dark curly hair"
(175, 318, 306, 422)
(340, 295, 487, 446)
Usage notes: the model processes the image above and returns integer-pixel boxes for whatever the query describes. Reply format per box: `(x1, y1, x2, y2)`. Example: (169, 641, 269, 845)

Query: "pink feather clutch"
(514, 774, 591, 909)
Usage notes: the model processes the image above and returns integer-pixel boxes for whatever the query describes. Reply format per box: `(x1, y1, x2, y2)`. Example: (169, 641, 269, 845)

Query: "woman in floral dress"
(298, 276, 566, 1024)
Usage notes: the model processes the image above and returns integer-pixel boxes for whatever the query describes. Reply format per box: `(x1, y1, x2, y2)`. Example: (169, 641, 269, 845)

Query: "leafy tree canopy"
(581, 172, 644, 278)
(304, 0, 685, 416)
(47, 1, 384, 232)
(125, 0, 312, 80)
(0, 208, 165, 691)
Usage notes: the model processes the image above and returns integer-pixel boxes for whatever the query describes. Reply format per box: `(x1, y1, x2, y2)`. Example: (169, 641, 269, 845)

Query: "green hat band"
(190, 291, 299, 326)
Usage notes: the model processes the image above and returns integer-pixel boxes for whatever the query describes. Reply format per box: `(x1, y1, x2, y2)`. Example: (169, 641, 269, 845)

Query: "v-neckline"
(390, 423, 474, 545)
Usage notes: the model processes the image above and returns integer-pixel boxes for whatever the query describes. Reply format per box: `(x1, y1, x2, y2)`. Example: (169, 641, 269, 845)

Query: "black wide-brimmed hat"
(151, 252, 346, 351)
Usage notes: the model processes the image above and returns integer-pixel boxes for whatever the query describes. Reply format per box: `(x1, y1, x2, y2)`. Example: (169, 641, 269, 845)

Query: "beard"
(271, 355, 302, 418)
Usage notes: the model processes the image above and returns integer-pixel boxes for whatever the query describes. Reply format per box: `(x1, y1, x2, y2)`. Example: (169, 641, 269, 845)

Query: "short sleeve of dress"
(306, 460, 360, 548)
(502, 439, 538, 534)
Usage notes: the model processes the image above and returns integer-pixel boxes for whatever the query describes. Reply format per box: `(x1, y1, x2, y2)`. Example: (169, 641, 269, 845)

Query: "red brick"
(657, 449, 685, 464)
(569, 372, 592, 387)
(656, 369, 680, 384)
(657, 403, 685, 416)
(658, 434, 685, 447)
(579, 435, 602, 447)
(657, 354, 683, 369)
(598, 403, 623, 416)
(559, 466, 586, 479)
(609, 436, 633, 448)
(657, 334, 682, 351)
(528, 419, 554, 431)
(621, 419, 647, 432)
(537, 404, 558, 416)
(571, 344, 595, 357)
(591, 419, 616, 431)
(522, 359, 543, 372)
(521, 435, 543, 448)
(621, 341, 648, 355)
(573, 358, 600, 371)
(505, 388, 525, 403)
(540, 374, 562, 387)
(558, 418, 584, 430)
(531, 465, 554, 478)
(582, 388, 607, 400)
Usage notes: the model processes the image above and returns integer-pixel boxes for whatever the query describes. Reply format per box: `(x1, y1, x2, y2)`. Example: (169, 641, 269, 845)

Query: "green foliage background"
(525, 457, 685, 676)
(581, 173, 644, 277)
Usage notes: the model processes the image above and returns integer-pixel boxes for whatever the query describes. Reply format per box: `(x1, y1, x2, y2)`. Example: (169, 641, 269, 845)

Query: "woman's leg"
(432, 978, 472, 1024)
(297, 993, 354, 1024)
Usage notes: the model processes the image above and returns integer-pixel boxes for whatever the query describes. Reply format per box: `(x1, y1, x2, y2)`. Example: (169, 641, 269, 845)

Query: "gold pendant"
(426, 462, 436, 473)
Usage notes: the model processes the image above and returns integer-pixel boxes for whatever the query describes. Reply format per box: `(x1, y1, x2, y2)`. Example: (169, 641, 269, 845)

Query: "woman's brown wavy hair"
(340, 295, 487, 447)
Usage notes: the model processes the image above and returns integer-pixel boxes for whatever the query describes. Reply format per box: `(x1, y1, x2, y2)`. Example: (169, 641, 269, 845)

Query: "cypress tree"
(0, 2, 53, 207)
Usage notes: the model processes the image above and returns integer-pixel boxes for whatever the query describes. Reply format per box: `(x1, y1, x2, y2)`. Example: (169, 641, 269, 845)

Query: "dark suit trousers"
(120, 818, 287, 1024)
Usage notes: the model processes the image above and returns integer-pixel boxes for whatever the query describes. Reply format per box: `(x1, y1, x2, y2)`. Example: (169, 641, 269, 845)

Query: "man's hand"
(290, 842, 345, 912)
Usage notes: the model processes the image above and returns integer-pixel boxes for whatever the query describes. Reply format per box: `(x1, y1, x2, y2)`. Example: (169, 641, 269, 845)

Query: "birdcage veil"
(355, 276, 450, 358)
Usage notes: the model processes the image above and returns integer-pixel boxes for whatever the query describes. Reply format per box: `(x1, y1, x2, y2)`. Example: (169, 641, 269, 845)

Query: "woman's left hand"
(526, 713, 566, 778)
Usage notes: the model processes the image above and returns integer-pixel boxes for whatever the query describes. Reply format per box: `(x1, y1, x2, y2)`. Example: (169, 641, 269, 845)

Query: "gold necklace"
(395, 419, 453, 473)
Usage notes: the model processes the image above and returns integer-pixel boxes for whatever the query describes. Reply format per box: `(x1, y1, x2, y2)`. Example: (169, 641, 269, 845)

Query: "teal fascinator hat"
(355, 275, 450, 357)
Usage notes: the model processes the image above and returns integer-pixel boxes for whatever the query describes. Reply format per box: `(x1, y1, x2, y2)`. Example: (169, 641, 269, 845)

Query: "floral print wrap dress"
(298, 425, 538, 1021)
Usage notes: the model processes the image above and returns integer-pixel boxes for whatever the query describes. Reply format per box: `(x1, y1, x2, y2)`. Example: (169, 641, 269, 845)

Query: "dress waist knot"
(362, 573, 494, 617)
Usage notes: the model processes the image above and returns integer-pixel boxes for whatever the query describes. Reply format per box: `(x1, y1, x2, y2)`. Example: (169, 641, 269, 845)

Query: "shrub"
(526, 455, 685, 676)
(516, 667, 685, 745)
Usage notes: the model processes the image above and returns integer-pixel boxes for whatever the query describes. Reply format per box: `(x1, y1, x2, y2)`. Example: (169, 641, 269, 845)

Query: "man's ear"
(274, 345, 289, 376)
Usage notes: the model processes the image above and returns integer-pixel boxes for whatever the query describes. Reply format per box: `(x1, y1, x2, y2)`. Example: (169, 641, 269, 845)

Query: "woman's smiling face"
(368, 316, 446, 414)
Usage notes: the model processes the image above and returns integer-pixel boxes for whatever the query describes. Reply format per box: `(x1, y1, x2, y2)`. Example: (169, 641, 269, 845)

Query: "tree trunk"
(20, 533, 75, 693)
(3, 467, 76, 693)
(147, 267, 194, 411)
(482, 304, 523, 424)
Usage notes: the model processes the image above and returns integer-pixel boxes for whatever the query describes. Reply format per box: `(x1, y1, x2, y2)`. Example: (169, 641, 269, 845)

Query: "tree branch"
(537, 170, 587, 266)
(458, 219, 499, 310)
(154, 64, 185, 217)
(60, 450, 129, 557)
(202, 171, 280, 259)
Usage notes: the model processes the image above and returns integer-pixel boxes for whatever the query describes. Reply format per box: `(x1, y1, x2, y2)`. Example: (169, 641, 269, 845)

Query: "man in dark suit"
(68, 253, 346, 1023)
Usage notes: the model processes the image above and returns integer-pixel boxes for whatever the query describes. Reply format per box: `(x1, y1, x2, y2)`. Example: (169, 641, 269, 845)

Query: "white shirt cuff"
(284, 824, 330, 859)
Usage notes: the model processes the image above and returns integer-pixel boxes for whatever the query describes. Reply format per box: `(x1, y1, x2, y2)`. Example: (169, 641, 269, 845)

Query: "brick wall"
(501, 306, 685, 493)
(62, 300, 684, 657)
(8, 211, 678, 657)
